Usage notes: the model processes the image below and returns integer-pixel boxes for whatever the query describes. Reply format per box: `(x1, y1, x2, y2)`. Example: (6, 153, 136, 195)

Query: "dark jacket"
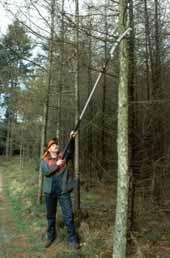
(40, 138, 75, 194)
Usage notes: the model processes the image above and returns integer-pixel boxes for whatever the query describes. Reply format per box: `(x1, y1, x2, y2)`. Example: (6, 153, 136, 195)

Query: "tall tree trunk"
(19, 125, 24, 167)
(101, 0, 109, 176)
(87, 5, 93, 188)
(154, 0, 161, 94)
(127, 0, 136, 233)
(144, 0, 150, 100)
(5, 117, 10, 156)
(112, 0, 129, 257)
(144, 0, 154, 98)
(9, 118, 13, 156)
(37, 0, 56, 203)
(37, 104, 48, 203)
(74, 0, 80, 211)
(56, 0, 65, 139)
(6, 80, 15, 157)
(46, 0, 55, 138)
(151, 0, 162, 204)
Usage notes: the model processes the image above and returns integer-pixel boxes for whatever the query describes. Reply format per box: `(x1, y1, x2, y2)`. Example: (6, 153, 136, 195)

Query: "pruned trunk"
(74, 0, 80, 211)
(112, 0, 129, 257)
(87, 5, 93, 189)
(127, 0, 136, 234)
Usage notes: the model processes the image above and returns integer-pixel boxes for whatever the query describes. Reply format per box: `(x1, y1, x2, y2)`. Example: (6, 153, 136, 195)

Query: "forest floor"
(0, 173, 30, 258)
(0, 157, 170, 258)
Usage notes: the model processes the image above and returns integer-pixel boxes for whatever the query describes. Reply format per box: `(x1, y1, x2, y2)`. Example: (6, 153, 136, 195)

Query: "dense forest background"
(1, 0, 170, 257)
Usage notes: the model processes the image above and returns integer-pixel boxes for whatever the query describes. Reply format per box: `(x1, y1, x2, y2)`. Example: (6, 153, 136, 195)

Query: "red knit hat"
(42, 139, 59, 159)
(47, 139, 58, 149)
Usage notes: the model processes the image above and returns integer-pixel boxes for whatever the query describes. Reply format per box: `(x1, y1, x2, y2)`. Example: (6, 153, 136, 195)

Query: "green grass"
(2, 158, 45, 254)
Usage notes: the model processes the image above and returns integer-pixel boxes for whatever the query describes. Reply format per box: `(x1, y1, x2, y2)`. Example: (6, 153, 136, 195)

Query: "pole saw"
(63, 27, 132, 161)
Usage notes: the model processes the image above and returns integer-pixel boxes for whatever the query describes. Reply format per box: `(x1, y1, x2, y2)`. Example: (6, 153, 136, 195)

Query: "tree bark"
(56, 0, 65, 139)
(5, 117, 10, 157)
(101, 0, 109, 175)
(127, 0, 136, 233)
(144, 0, 151, 100)
(74, 0, 80, 211)
(37, 104, 47, 204)
(87, 5, 93, 188)
(154, 0, 161, 94)
(112, 0, 129, 257)
(37, 0, 56, 203)
(144, 0, 154, 98)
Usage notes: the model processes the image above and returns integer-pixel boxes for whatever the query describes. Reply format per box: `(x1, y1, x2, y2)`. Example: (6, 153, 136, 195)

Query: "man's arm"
(40, 160, 61, 177)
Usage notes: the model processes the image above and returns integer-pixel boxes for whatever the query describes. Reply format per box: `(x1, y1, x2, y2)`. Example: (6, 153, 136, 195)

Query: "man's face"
(48, 143, 59, 153)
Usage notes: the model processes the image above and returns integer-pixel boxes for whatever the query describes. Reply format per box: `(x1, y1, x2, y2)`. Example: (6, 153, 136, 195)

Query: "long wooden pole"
(63, 28, 131, 159)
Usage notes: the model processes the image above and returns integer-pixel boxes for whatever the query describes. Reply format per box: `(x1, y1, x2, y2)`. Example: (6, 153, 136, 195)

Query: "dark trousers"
(45, 189, 77, 244)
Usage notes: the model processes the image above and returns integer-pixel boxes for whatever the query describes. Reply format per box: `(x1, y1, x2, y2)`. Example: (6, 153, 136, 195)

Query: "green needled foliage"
(0, 19, 35, 156)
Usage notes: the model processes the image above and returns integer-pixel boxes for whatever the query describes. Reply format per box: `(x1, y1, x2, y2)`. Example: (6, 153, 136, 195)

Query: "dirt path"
(0, 174, 29, 258)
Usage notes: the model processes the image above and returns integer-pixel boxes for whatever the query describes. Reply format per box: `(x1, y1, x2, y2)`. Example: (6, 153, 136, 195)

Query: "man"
(40, 133, 78, 249)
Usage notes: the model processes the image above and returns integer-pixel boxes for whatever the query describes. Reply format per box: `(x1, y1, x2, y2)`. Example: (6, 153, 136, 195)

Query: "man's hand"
(70, 130, 77, 138)
(56, 159, 65, 166)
